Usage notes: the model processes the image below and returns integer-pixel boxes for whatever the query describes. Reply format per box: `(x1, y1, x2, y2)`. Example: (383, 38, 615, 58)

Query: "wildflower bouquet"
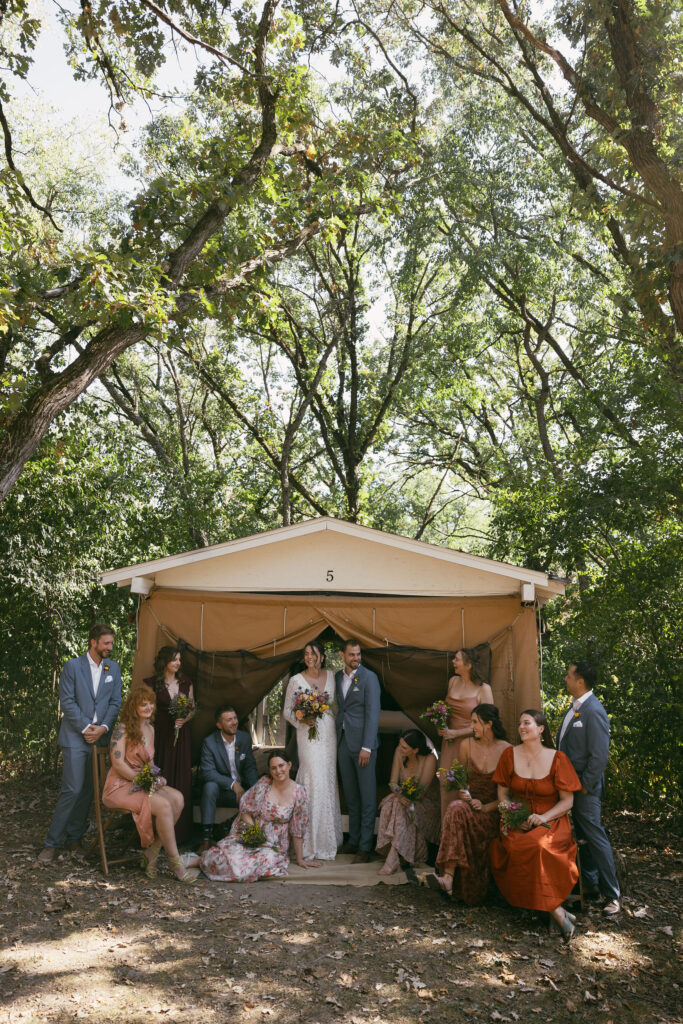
(168, 693, 197, 745)
(293, 688, 331, 740)
(438, 758, 470, 794)
(236, 821, 267, 848)
(130, 763, 166, 794)
(498, 799, 551, 835)
(421, 700, 450, 731)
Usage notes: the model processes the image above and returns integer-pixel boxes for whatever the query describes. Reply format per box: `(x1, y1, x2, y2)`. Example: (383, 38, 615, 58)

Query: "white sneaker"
(602, 898, 620, 915)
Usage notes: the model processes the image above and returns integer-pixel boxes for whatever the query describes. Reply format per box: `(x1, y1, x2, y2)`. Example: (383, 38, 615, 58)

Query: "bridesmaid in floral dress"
(188, 750, 319, 882)
(376, 729, 440, 875)
(438, 649, 493, 815)
(428, 704, 510, 902)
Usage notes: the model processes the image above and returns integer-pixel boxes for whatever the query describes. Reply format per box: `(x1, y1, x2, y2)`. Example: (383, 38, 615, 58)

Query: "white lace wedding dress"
(283, 669, 342, 860)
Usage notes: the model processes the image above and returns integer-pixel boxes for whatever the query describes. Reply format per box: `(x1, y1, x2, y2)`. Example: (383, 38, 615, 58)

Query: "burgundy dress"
(147, 675, 194, 843)
(435, 765, 500, 905)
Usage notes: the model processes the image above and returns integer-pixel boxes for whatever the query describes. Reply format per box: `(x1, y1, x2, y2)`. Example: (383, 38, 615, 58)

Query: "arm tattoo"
(113, 750, 122, 759)
(112, 725, 124, 740)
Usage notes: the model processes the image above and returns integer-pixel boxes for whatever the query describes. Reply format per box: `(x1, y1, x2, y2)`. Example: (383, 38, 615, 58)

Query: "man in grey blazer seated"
(336, 638, 381, 863)
(199, 705, 259, 851)
(38, 623, 122, 862)
(558, 661, 620, 916)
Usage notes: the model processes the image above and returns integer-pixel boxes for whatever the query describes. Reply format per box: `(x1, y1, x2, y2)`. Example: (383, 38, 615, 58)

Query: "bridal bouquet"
(438, 758, 470, 794)
(236, 821, 267, 848)
(421, 700, 450, 731)
(168, 693, 197, 745)
(130, 763, 166, 794)
(498, 799, 551, 836)
(293, 688, 331, 741)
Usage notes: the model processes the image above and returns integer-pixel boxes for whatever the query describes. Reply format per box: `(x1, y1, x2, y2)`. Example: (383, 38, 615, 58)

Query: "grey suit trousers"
(45, 746, 94, 848)
(338, 733, 377, 852)
(572, 790, 620, 900)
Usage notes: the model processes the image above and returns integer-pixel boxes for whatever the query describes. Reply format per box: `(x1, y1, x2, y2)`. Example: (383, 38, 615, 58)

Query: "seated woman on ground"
(102, 684, 198, 882)
(427, 704, 510, 903)
(376, 729, 440, 876)
(183, 750, 319, 882)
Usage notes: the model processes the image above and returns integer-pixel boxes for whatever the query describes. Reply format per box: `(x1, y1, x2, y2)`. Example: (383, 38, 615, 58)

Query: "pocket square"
(572, 721, 583, 728)
(104, 675, 113, 683)
(352, 686, 360, 692)
(239, 753, 245, 761)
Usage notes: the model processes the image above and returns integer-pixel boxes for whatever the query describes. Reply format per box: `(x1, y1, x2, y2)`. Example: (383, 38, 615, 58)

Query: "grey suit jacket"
(557, 692, 610, 795)
(200, 729, 259, 790)
(57, 653, 122, 748)
(335, 664, 381, 752)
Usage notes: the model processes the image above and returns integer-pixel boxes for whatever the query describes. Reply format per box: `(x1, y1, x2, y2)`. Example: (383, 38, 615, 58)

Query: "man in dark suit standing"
(38, 623, 122, 861)
(557, 661, 620, 915)
(199, 705, 259, 851)
(336, 638, 381, 863)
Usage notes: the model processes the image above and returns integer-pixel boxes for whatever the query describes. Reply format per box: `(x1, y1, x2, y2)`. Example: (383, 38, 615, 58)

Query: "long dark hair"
(471, 704, 507, 741)
(519, 708, 555, 749)
(303, 639, 326, 668)
(153, 645, 181, 684)
(399, 729, 430, 761)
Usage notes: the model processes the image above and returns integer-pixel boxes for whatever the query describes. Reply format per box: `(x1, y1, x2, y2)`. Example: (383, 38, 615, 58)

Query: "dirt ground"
(1, 776, 681, 1024)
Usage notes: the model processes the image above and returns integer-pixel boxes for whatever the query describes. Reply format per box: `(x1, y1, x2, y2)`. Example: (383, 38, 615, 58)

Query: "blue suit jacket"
(57, 653, 122, 748)
(557, 692, 610, 796)
(200, 729, 259, 790)
(335, 663, 381, 752)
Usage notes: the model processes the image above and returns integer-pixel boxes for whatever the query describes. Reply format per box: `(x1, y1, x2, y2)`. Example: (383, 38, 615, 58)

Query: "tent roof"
(103, 517, 565, 604)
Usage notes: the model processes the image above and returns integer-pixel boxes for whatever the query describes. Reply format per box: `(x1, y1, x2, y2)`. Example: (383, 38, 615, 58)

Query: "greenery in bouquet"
(438, 758, 469, 792)
(168, 693, 197, 745)
(237, 821, 267, 848)
(421, 700, 450, 731)
(130, 763, 166, 794)
(498, 799, 551, 835)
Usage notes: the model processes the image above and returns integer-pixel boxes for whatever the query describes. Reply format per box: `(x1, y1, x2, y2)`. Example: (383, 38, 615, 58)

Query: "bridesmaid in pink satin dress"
(438, 649, 493, 815)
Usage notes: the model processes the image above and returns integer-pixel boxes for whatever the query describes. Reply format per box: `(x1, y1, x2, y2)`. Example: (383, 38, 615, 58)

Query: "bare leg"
(150, 791, 180, 861)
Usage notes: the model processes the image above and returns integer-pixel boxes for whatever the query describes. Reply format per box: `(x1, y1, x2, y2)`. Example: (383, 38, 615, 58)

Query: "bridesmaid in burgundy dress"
(438, 649, 493, 815)
(428, 704, 510, 903)
(145, 646, 195, 844)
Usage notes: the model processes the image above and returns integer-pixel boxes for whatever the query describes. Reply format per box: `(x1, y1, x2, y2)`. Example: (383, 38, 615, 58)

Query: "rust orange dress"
(440, 694, 479, 813)
(489, 746, 581, 911)
(102, 739, 156, 848)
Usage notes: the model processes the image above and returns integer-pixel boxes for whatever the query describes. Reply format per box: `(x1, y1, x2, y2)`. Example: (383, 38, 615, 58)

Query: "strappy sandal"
(426, 873, 453, 897)
(169, 855, 200, 883)
(140, 843, 161, 878)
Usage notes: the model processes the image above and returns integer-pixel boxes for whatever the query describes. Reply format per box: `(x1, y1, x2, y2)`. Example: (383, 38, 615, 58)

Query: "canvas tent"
(102, 518, 565, 754)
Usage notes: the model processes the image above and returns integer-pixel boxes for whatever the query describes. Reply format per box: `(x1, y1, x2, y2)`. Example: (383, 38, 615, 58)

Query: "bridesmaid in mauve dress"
(145, 645, 195, 844)
(428, 704, 510, 903)
(438, 649, 493, 815)
(489, 709, 582, 942)
(102, 684, 198, 882)
(376, 729, 441, 876)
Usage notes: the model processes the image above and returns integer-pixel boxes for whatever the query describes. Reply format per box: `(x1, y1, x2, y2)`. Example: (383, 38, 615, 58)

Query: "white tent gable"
(103, 518, 565, 603)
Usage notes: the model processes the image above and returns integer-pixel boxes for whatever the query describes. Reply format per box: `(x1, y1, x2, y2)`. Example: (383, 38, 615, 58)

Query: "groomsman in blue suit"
(558, 661, 620, 915)
(336, 638, 381, 863)
(38, 624, 122, 861)
(199, 705, 259, 851)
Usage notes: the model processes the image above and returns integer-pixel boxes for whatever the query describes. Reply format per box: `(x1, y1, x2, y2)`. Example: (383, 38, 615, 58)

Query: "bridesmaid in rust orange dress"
(102, 684, 197, 882)
(428, 704, 510, 903)
(489, 709, 582, 942)
(438, 649, 493, 814)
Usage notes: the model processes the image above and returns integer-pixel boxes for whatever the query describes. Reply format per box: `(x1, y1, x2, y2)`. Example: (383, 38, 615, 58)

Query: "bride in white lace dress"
(283, 640, 342, 861)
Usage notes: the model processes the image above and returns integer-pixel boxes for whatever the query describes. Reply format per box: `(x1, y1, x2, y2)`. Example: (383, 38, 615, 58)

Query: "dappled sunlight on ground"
(0, 776, 680, 1024)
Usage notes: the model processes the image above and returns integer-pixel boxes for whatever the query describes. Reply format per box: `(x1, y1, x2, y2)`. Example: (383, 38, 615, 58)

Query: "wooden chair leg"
(576, 842, 585, 913)
(91, 746, 109, 875)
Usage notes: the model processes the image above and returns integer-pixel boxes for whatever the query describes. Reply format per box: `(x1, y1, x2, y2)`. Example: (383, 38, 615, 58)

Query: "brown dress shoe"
(352, 850, 372, 864)
(198, 840, 213, 854)
(65, 840, 85, 855)
(339, 842, 358, 855)
(37, 847, 56, 863)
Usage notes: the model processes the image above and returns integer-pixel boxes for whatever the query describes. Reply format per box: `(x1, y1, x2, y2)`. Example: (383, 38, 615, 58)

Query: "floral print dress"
(199, 776, 309, 882)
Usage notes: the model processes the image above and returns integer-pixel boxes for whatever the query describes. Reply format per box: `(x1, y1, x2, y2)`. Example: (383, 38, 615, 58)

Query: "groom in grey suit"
(558, 661, 620, 915)
(336, 638, 381, 863)
(38, 624, 122, 861)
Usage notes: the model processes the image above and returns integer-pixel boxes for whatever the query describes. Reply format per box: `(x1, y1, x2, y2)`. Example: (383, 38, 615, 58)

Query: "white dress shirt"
(558, 689, 593, 745)
(222, 736, 238, 785)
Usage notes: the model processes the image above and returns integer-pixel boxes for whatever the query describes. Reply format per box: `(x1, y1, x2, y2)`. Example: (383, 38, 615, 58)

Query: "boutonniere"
(352, 676, 358, 685)
(103, 665, 110, 672)
(573, 711, 580, 719)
